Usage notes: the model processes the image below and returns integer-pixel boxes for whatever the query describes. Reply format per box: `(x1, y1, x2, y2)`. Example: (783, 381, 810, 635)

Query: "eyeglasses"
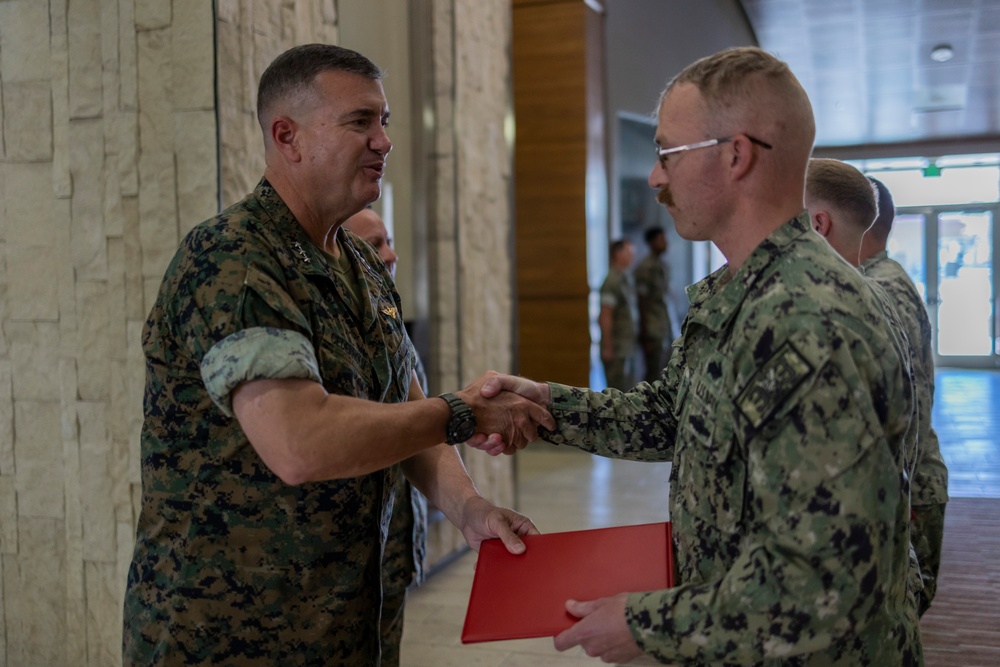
(654, 134, 773, 167)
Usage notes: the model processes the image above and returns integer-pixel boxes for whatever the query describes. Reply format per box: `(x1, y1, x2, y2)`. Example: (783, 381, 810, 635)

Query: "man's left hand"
(553, 594, 644, 663)
(458, 495, 539, 554)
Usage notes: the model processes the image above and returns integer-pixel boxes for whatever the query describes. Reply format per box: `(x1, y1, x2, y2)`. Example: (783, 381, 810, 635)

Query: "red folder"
(461, 521, 674, 643)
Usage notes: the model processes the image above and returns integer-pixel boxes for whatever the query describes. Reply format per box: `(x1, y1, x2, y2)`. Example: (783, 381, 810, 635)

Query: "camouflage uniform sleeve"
(625, 325, 904, 664)
(201, 327, 321, 417)
(600, 272, 620, 309)
(166, 245, 321, 416)
(541, 360, 679, 462)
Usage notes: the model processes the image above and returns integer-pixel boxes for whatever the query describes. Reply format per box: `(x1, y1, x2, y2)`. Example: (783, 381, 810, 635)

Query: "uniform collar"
(684, 211, 812, 332)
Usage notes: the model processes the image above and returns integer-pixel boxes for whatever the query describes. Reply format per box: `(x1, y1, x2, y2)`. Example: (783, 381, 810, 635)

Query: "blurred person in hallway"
(806, 161, 949, 617)
(599, 239, 637, 389)
(634, 225, 675, 382)
(473, 46, 922, 666)
(343, 206, 429, 666)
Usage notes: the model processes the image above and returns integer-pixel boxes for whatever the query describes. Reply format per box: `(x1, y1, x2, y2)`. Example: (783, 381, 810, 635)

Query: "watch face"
(453, 414, 477, 442)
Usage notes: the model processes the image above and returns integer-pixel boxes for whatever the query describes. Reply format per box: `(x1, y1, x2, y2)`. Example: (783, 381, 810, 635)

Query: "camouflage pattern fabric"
(123, 178, 415, 666)
(379, 354, 429, 666)
(542, 213, 923, 666)
(863, 250, 949, 614)
(635, 253, 675, 382)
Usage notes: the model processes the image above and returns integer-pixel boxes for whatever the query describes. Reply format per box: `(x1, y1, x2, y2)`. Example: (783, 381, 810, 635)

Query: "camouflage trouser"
(380, 478, 427, 666)
(912, 502, 946, 616)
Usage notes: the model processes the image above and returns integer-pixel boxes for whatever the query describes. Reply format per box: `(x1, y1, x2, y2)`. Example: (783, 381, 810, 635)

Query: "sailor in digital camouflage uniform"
(806, 164, 949, 617)
(343, 207, 429, 666)
(473, 47, 923, 666)
(122, 44, 551, 667)
(599, 239, 638, 389)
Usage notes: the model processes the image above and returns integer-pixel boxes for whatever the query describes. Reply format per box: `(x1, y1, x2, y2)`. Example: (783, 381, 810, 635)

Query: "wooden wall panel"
(513, 0, 606, 386)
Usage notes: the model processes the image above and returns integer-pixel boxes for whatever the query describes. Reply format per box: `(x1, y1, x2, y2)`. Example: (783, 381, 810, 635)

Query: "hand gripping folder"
(462, 521, 674, 643)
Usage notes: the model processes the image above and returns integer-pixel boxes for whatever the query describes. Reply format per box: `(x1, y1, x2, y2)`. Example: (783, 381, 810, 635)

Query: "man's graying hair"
(256, 43, 383, 128)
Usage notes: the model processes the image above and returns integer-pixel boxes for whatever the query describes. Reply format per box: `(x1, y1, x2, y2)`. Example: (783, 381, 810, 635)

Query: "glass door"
(893, 205, 1000, 367)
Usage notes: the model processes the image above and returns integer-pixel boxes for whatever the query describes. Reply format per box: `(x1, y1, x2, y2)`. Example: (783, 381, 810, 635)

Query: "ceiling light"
(930, 44, 954, 63)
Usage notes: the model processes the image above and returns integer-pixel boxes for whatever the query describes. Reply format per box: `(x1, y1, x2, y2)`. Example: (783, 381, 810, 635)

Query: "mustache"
(656, 187, 674, 207)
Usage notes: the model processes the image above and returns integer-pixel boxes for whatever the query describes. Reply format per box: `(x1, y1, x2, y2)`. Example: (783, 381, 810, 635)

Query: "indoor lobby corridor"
(399, 369, 1000, 666)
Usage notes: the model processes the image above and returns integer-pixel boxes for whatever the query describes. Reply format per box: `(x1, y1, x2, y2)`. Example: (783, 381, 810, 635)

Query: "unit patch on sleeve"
(736, 341, 814, 430)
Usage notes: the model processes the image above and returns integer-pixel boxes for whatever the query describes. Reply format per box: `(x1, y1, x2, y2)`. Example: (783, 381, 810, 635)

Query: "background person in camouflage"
(599, 239, 637, 389)
(471, 47, 922, 665)
(634, 225, 675, 382)
(123, 44, 553, 667)
(343, 206, 428, 666)
(805, 162, 949, 616)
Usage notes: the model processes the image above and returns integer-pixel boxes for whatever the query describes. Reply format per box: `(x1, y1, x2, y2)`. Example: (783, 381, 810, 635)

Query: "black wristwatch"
(439, 392, 477, 445)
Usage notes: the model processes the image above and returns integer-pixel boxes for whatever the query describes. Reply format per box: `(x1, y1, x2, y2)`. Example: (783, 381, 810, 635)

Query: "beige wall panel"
(0, 474, 15, 552)
(137, 150, 179, 281)
(69, 119, 109, 281)
(0, 1, 50, 83)
(85, 556, 121, 666)
(76, 281, 111, 401)
(67, 0, 103, 119)
(137, 28, 173, 156)
(0, 359, 12, 475)
(107, 239, 127, 357)
(3, 518, 67, 667)
(79, 400, 115, 563)
(13, 400, 64, 518)
(175, 109, 220, 234)
(64, 427, 88, 667)
(122, 195, 145, 320)
(8, 322, 60, 402)
(118, 0, 138, 110)
(2, 81, 53, 162)
(126, 321, 145, 486)
(135, 0, 172, 31)
(172, 0, 216, 111)
(6, 245, 60, 321)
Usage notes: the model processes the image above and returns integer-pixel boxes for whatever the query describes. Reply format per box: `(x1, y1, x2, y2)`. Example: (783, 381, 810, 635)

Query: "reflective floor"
(400, 368, 1000, 666)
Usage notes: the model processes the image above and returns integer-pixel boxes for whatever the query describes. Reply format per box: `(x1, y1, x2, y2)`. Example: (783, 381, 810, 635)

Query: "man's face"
(648, 83, 725, 242)
(295, 70, 392, 217)
(614, 242, 635, 269)
(343, 209, 398, 277)
(651, 232, 668, 254)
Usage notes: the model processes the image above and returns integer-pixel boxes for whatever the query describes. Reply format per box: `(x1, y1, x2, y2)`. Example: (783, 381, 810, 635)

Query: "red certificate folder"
(461, 521, 674, 643)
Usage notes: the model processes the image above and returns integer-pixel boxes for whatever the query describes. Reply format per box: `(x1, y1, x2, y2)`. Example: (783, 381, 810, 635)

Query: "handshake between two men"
(455, 372, 554, 455)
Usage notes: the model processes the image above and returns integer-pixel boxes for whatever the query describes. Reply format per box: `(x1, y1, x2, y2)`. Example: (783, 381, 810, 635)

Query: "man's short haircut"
(644, 226, 665, 244)
(868, 177, 895, 243)
(662, 46, 815, 153)
(806, 158, 878, 231)
(257, 43, 383, 129)
(610, 239, 629, 258)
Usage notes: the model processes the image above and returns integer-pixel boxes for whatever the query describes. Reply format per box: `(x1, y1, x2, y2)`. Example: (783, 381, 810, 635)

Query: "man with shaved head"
(123, 44, 553, 666)
(807, 161, 950, 618)
(473, 47, 922, 665)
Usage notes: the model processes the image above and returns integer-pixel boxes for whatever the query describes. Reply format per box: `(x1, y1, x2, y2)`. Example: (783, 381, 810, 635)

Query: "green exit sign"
(922, 163, 942, 177)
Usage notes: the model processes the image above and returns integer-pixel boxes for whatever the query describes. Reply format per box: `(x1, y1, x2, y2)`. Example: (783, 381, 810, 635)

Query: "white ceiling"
(739, 0, 1000, 154)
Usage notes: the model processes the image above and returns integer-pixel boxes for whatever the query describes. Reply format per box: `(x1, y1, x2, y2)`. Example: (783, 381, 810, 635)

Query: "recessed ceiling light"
(930, 44, 954, 63)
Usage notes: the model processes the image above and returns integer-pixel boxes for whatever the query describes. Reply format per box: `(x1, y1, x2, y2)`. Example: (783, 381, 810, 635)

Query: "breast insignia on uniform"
(291, 241, 311, 263)
(736, 341, 813, 430)
(381, 305, 398, 319)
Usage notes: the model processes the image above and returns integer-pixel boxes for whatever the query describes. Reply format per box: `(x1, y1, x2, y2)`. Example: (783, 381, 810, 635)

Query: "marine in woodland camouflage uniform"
(635, 226, 675, 382)
(123, 44, 548, 667)
(124, 179, 414, 665)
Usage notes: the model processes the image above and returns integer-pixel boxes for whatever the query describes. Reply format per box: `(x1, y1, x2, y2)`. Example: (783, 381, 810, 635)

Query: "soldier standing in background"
(806, 160, 949, 617)
(634, 225, 675, 382)
(598, 239, 637, 390)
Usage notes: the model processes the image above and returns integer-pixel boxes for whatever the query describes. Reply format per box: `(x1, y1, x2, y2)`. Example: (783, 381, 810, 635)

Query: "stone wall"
(0, 1, 336, 664)
(0, 0, 515, 662)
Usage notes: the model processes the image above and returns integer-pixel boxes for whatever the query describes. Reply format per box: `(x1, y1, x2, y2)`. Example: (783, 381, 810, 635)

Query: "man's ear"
(728, 134, 757, 180)
(269, 116, 302, 162)
(812, 210, 833, 237)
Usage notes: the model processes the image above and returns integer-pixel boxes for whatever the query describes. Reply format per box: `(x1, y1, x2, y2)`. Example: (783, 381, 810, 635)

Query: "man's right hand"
(454, 371, 554, 455)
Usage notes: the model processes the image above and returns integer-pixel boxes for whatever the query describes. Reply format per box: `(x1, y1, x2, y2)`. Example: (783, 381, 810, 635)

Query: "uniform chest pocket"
(675, 356, 747, 535)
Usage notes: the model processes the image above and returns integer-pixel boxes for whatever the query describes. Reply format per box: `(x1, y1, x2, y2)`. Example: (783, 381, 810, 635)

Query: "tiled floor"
(400, 368, 1000, 666)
